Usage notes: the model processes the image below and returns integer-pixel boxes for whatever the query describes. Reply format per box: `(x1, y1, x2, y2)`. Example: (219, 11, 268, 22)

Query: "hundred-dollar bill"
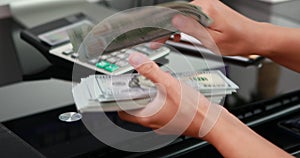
(73, 80, 152, 112)
(104, 1, 213, 53)
(80, 1, 213, 60)
(158, 1, 212, 27)
(78, 70, 238, 102)
(72, 70, 237, 112)
(67, 22, 94, 52)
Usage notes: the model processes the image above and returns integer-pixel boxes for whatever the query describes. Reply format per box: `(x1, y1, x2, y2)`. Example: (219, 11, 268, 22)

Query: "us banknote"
(77, 1, 213, 60)
(73, 70, 238, 112)
(77, 70, 238, 102)
(104, 1, 213, 53)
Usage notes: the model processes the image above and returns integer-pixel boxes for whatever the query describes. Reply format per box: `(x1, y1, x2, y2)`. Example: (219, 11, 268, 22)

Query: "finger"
(124, 83, 167, 117)
(173, 33, 181, 42)
(172, 14, 220, 54)
(128, 52, 174, 86)
(149, 37, 169, 49)
(172, 14, 207, 40)
(118, 111, 140, 124)
(150, 33, 181, 49)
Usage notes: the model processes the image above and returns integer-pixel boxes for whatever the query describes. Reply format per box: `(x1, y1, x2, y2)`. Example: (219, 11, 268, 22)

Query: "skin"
(119, 0, 299, 157)
(180, 0, 300, 72)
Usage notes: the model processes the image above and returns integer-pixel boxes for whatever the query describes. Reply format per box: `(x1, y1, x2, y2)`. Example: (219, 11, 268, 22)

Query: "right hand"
(171, 0, 265, 57)
(118, 52, 212, 138)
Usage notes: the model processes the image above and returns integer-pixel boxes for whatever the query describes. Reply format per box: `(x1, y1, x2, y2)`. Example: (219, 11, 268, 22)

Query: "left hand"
(118, 52, 211, 137)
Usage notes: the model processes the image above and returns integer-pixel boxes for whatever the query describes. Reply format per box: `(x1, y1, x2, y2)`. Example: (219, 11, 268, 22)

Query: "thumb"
(172, 14, 220, 54)
(128, 52, 174, 86)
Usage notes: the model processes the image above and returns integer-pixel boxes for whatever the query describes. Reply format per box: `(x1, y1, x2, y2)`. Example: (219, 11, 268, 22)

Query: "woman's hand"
(118, 52, 212, 138)
(171, 0, 265, 57)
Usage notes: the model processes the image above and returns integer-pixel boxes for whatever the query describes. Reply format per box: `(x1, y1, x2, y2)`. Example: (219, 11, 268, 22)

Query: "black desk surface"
(1, 14, 300, 157)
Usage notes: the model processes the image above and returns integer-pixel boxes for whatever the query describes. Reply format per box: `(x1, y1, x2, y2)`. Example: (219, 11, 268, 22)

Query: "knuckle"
(138, 116, 152, 127)
(137, 61, 158, 75)
(163, 73, 175, 88)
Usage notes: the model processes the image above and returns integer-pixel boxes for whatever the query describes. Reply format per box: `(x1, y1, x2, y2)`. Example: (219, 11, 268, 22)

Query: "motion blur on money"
(69, 1, 213, 61)
(71, 1, 239, 112)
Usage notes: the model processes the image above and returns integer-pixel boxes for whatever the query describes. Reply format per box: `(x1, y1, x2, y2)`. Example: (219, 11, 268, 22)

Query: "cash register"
(1, 0, 300, 157)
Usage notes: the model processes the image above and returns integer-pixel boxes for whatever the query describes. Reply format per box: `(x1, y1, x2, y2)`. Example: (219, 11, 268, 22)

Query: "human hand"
(171, 0, 264, 57)
(118, 52, 215, 138)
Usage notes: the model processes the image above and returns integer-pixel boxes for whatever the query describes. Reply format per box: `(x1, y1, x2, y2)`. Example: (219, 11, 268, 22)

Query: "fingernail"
(129, 53, 149, 68)
(150, 42, 162, 49)
(172, 14, 187, 29)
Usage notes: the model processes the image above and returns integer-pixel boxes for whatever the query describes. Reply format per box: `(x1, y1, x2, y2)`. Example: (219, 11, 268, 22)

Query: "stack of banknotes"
(73, 70, 239, 112)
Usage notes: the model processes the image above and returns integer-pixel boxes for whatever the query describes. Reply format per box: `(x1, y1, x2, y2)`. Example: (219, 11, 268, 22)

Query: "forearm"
(256, 22, 300, 72)
(201, 107, 293, 158)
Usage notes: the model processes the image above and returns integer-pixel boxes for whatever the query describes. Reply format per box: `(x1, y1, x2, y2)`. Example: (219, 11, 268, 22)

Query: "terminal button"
(96, 60, 110, 69)
(62, 50, 73, 55)
(104, 64, 119, 72)
(71, 53, 79, 58)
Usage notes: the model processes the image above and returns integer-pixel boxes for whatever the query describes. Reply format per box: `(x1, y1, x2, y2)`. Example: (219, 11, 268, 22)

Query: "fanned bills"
(104, 1, 213, 53)
(78, 1, 213, 61)
(73, 70, 238, 112)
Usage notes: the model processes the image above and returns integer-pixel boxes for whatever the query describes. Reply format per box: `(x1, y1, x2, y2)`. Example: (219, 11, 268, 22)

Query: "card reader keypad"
(50, 43, 170, 75)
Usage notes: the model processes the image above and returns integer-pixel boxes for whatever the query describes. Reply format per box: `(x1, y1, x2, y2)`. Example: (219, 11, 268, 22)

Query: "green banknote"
(73, 70, 238, 112)
(67, 22, 93, 52)
(78, 70, 238, 102)
(103, 1, 213, 53)
(78, 1, 214, 59)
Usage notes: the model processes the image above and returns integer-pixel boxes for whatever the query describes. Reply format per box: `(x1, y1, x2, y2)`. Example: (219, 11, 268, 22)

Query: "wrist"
(187, 100, 224, 139)
(202, 107, 242, 146)
(252, 22, 278, 57)
(187, 96, 209, 138)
